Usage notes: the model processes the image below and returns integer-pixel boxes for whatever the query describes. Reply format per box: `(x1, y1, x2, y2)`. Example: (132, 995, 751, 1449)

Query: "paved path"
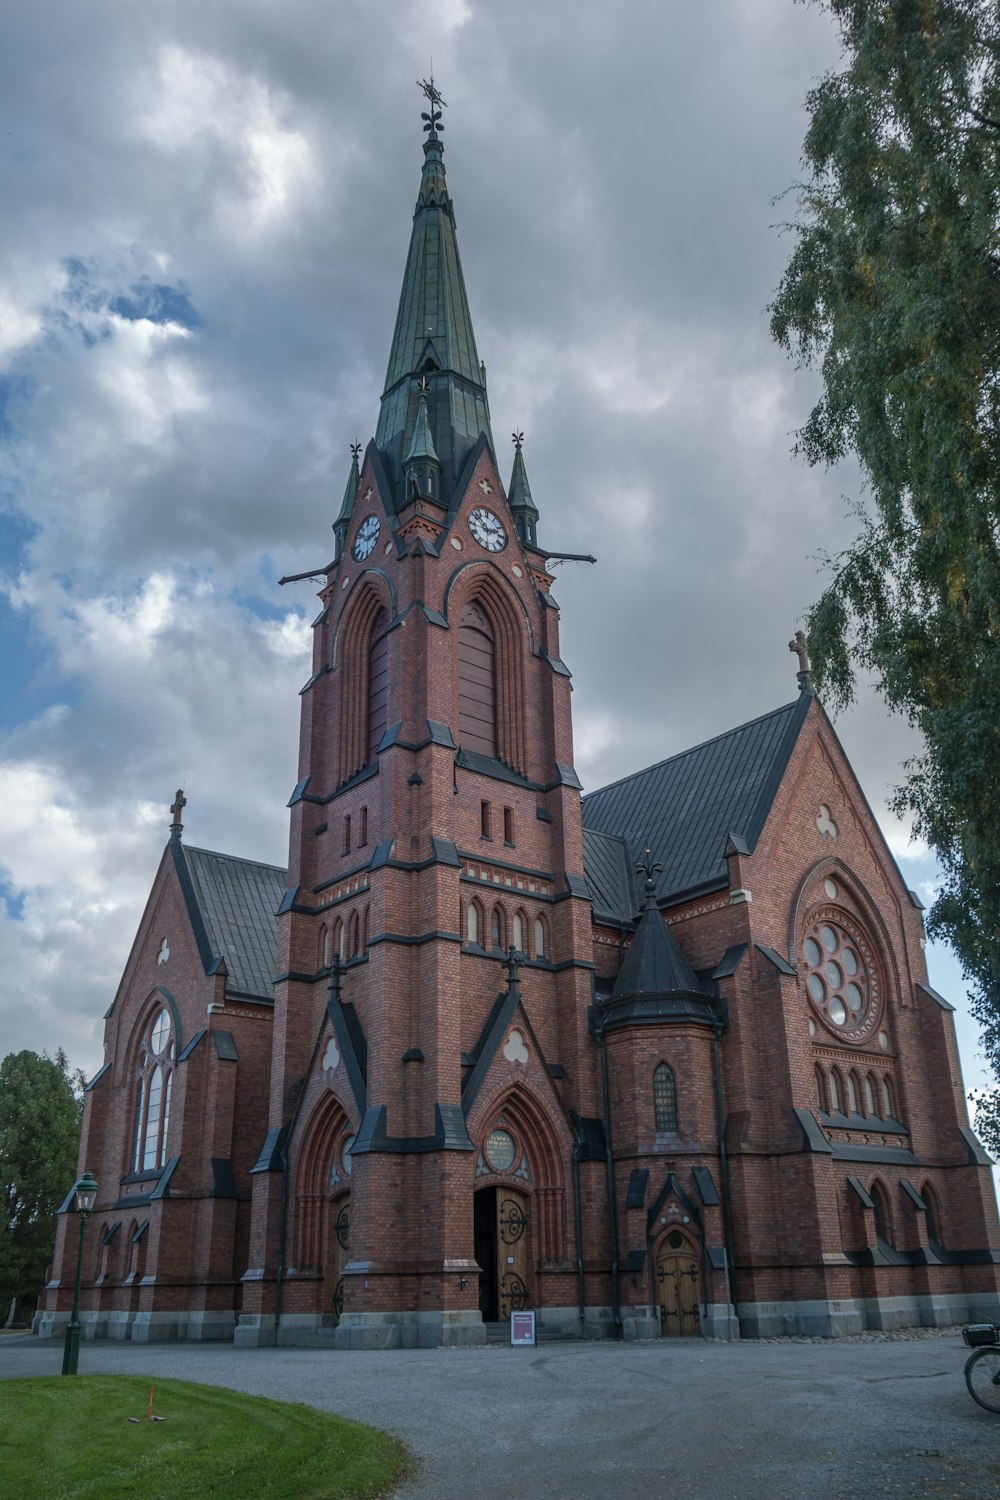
(3, 1332, 998, 1498)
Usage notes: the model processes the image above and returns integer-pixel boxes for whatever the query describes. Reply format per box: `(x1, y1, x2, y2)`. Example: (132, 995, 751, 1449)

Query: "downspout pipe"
(712, 1020, 738, 1341)
(571, 1131, 586, 1332)
(596, 1023, 622, 1335)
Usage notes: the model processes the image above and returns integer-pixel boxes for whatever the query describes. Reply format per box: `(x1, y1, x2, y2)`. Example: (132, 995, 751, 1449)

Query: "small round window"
(801, 910, 880, 1043)
(484, 1128, 516, 1173)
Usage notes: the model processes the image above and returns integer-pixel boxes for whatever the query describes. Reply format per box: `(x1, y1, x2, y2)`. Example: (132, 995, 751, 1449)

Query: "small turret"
(508, 432, 539, 548)
(333, 444, 361, 560)
(402, 386, 442, 504)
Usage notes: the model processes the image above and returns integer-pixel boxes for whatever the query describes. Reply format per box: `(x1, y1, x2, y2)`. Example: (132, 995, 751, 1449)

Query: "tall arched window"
(846, 1071, 860, 1116)
(458, 602, 496, 756)
(653, 1063, 678, 1132)
(871, 1181, 892, 1245)
(512, 911, 524, 953)
(332, 918, 344, 963)
(921, 1181, 941, 1244)
(132, 1006, 174, 1172)
(533, 916, 546, 958)
(864, 1072, 877, 1117)
(367, 608, 389, 762)
(828, 1068, 841, 1113)
(815, 1064, 827, 1112)
(491, 906, 506, 951)
(881, 1075, 896, 1119)
(361, 905, 370, 951)
(467, 900, 482, 946)
(347, 911, 360, 958)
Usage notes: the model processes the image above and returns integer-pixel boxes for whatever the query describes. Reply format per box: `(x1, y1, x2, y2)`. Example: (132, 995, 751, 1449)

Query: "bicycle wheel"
(965, 1346, 1000, 1413)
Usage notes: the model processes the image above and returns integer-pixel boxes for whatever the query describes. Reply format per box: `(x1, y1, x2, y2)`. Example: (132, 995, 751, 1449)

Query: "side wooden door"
(329, 1195, 350, 1324)
(655, 1234, 700, 1335)
(496, 1190, 531, 1318)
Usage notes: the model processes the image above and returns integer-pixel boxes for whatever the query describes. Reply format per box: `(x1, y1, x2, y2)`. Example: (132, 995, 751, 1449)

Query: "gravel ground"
(2, 1330, 998, 1499)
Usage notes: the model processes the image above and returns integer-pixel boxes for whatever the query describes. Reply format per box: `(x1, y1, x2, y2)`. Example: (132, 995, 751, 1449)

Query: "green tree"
(770, 0, 1000, 1147)
(0, 1050, 83, 1322)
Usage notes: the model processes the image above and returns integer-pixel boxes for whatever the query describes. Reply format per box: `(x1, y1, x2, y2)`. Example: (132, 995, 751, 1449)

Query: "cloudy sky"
(0, 0, 988, 1107)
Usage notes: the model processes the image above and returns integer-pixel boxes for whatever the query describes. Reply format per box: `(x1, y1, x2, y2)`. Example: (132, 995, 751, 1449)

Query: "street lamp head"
(74, 1171, 99, 1216)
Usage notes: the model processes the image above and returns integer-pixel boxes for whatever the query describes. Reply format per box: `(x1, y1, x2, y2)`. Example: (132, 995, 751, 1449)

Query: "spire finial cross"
(417, 75, 446, 135)
(169, 788, 186, 838)
(788, 629, 812, 692)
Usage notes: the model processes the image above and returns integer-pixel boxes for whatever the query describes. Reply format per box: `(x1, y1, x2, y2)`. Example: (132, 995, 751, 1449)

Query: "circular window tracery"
(801, 909, 880, 1044)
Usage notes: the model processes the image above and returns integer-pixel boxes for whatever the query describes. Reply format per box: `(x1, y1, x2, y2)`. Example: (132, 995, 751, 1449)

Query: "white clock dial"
(352, 514, 381, 561)
(469, 506, 507, 552)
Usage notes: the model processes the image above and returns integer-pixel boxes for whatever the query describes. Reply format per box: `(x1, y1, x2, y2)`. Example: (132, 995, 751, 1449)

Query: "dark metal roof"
(611, 900, 704, 999)
(582, 696, 810, 913)
(582, 828, 637, 922)
(182, 846, 287, 1002)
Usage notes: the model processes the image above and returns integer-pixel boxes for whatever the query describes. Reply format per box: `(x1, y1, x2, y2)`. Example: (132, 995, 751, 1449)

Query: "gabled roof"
(582, 695, 811, 914)
(181, 846, 287, 1002)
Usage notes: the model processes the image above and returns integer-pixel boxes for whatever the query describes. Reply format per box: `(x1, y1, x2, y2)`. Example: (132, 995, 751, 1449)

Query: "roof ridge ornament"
(636, 846, 662, 903)
(788, 629, 812, 694)
(418, 75, 446, 136)
(170, 788, 186, 840)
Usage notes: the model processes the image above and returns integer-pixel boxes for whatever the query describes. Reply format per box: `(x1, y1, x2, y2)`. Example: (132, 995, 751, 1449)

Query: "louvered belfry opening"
(367, 608, 389, 762)
(458, 601, 496, 756)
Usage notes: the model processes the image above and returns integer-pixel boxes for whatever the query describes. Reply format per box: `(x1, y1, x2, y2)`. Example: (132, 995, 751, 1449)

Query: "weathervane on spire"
(512, 430, 524, 449)
(417, 75, 446, 135)
(349, 441, 362, 464)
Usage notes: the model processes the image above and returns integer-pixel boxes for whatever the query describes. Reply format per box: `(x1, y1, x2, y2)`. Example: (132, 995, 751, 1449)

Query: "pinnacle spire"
(375, 83, 494, 509)
(333, 443, 361, 559)
(508, 432, 539, 547)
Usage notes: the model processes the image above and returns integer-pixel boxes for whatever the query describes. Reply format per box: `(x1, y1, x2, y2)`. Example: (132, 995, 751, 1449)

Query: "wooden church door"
(655, 1232, 700, 1336)
(475, 1187, 532, 1320)
(329, 1195, 350, 1324)
(497, 1190, 531, 1318)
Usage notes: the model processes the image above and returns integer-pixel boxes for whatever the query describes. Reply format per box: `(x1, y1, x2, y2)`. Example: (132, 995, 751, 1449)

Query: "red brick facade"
(36, 120, 1000, 1348)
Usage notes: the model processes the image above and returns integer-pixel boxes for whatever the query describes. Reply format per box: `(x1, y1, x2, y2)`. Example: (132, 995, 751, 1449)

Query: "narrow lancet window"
(653, 1063, 678, 1132)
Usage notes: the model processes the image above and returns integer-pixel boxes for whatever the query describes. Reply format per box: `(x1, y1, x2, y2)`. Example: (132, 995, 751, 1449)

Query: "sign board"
(510, 1310, 536, 1346)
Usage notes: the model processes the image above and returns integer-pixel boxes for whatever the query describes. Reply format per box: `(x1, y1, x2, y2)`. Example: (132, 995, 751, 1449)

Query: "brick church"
(37, 95, 1000, 1347)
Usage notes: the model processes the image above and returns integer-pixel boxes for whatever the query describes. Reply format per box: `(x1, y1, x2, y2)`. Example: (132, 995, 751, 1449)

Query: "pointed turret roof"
(404, 390, 440, 467)
(333, 446, 361, 555)
(508, 433, 539, 544)
(375, 107, 494, 506)
(611, 887, 704, 1002)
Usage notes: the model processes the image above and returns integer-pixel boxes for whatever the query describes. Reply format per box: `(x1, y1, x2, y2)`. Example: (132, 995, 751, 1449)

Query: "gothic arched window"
(653, 1063, 678, 1132)
(871, 1180, 892, 1245)
(458, 602, 496, 756)
(828, 1068, 842, 1114)
(367, 608, 389, 762)
(132, 1006, 174, 1172)
(467, 899, 483, 947)
(864, 1072, 878, 1117)
(512, 911, 525, 953)
(533, 916, 546, 958)
(846, 1070, 860, 1115)
(491, 906, 506, 951)
(347, 910, 360, 958)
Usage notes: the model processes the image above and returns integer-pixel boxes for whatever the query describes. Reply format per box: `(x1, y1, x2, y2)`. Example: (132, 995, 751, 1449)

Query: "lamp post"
(61, 1171, 98, 1376)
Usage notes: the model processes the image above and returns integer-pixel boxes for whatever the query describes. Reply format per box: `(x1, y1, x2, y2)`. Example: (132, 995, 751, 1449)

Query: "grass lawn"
(0, 1375, 412, 1499)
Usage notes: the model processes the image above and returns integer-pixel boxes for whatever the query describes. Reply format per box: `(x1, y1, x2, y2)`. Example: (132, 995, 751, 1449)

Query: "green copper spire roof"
(508, 432, 539, 546)
(375, 102, 494, 506)
(404, 389, 440, 466)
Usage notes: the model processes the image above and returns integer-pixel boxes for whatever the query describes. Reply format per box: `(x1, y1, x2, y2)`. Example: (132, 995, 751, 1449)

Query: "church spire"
(507, 431, 539, 547)
(374, 80, 494, 508)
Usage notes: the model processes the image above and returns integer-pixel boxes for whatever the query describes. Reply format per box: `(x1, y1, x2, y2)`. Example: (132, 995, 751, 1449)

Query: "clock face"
(352, 514, 380, 562)
(469, 507, 507, 553)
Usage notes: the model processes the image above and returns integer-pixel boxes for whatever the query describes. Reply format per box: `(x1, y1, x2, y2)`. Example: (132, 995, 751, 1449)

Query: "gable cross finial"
(417, 75, 446, 136)
(636, 845, 662, 900)
(788, 629, 811, 693)
(503, 946, 522, 991)
(169, 788, 186, 839)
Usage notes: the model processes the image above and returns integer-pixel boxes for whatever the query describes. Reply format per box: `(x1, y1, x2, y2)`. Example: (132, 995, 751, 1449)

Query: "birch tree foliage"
(770, 1, 1000, 1145)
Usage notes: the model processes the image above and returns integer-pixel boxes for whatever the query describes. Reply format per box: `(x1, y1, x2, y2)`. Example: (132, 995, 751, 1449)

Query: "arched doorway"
(474, 1187, 531, 1321)
(654, 1230, 700, 1335)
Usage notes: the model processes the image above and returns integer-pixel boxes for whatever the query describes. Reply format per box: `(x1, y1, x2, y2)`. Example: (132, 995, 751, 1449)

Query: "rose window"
(801, 912, 879, 1043)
